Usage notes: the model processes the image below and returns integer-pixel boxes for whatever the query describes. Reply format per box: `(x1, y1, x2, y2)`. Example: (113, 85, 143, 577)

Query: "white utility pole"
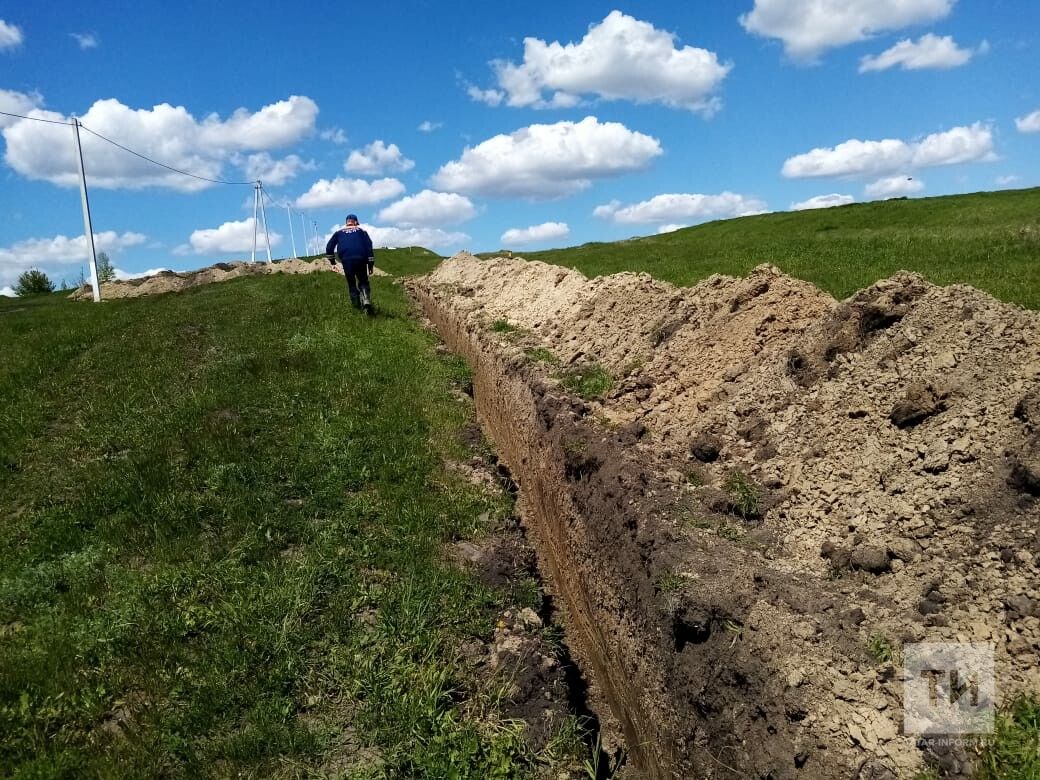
(312, 220, 319, 256)
(72, 117, 101, 302)
(286, 203, 298, 259)
(298, 211, 308, 257)
(257, 181, 272, 262)
(251, 182, 260, 263)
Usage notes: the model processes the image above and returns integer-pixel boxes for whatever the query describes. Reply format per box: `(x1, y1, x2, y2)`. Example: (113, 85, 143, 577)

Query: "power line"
(77, 122, 254, 186)
(0, 109, 72, 126)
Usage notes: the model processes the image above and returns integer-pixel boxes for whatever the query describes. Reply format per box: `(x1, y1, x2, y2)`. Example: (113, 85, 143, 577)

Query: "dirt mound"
(416, 253, 1040, 778)
(68, 258, 388, 301)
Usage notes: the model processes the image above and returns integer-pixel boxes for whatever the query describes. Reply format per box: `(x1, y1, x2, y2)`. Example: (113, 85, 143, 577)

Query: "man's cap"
(346, 214, 358, 222)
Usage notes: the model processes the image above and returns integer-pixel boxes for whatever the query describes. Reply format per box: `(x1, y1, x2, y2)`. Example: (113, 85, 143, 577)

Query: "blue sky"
(1, 0, 1038, 292)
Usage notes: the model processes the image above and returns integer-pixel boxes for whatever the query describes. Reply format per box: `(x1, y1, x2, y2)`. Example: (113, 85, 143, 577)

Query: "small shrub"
(14, 269, 55, 296)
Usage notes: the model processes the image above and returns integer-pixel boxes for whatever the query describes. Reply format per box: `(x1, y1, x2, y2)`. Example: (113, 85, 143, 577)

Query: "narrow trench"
(491, 455, 619, 778)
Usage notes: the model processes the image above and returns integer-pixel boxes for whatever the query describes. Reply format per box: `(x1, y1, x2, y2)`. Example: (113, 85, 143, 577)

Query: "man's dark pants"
(341, 257, 370, 308)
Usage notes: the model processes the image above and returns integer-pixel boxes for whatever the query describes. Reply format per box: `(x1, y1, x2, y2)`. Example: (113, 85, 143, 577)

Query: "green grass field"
(503, 187, 1040, 309)
(0, 275, 585, 778)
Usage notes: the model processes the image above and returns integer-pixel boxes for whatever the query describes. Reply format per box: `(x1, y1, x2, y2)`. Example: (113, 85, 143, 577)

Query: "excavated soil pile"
(68, 258, 387, 301)
(412, 252, 1040, 779)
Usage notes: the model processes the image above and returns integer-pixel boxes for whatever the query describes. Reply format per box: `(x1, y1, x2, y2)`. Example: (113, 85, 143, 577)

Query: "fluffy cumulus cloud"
(740, 0, 955, 61)
(474, 11, 730, 114)
(782, 123, 995, 179)
(0, 230, 146, 287)
(501, 222, 570, 246)
(183, 218, 282, 255)
(345, 140, 415, 175)
(431, 116, 662, 199)
(295, 177, 405, 209)
(1, 95, 318, 191)
(0, 88, 43, 128)
(593, 192, 767, 225)
(236, 152, 311, 186)
(656, 224, 689, 234)
(859, 34, 977, 72)
(1016, 110, 1040, 134)
(0, 19, 23, 50)
(865, 175, 925, 198)
(790, 193, 856, 210)
(365, 225, 469, 250)
(0, 286, 16, 297)
(377, 190, 475, 227)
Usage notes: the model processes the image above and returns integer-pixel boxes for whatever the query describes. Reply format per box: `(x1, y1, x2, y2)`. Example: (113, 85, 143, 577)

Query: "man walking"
(325, 214, 375, 312)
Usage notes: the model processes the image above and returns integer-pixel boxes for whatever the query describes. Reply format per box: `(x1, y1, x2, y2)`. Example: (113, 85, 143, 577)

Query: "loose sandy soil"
(415, 252, 1040, 779)
(68, 258, 387, 300)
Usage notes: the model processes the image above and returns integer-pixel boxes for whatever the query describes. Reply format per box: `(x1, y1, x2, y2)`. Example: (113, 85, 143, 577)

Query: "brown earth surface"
(68, 258, 387, 300)
(412, 252, 1040, 779)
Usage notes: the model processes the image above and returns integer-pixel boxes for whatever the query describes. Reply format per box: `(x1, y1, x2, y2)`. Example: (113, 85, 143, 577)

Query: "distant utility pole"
(257, 181, 272, 262)
(251, 182, 260, 263)
(299, 211, 308, 257)
(72, 117, 101, 302)
(286, 203, 298, 259)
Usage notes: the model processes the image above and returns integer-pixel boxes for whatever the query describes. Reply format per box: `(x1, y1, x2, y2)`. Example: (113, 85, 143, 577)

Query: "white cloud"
(418, 120, 442, 133)
(593, 192, 767, 224)
(995, 174, 1020, 186)
(476, 11, 730, 114)
(0, 19, 23, 50)
(430, 116, 662, 199)
(365, 225, 470, 249)
(0, 88, 43, 128)
(237, 152, 311, 186)
(377, 190, 475, 226)
(501, 222, 570, 245)
(1016, 110, 1040, 133)
(295, 177, 406, 210)
(70, 32, 99, 49)
(186, 218, 282, 254)
(656, 223, 689, 234)
(859, 34, 975, 72)
(320, 127, 348, 144)
(790, 193, 856, 210)
(0, 231, 146, 287)
(467, 85, 505, 106)
(114, 266, 166, 281)
(2, 94, 318, 191)
(740, 0, 955, 61)
(864, 175, 924, 198)
(0, 286, 16, 297)
(345, 140, 415, 175)
(782, 123, 995, 178)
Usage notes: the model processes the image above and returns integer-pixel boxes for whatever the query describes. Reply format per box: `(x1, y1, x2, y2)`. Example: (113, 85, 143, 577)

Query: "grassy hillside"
(506, 188, 1040, 309)
(0, 276, 583, 777)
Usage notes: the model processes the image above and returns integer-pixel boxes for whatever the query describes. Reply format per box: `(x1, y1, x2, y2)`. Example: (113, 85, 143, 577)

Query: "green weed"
(559, 364, 613, 400)
(723, 471, 761, 521)
(866, 633, 895, 665)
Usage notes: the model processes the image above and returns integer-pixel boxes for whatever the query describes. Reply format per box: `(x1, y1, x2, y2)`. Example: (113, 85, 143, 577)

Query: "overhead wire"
(0, 110, 72, 126)
(77, 123, 255, 186)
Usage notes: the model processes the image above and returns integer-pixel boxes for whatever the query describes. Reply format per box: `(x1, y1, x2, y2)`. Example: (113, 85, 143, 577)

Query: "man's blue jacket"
(326, 226, 374, 263)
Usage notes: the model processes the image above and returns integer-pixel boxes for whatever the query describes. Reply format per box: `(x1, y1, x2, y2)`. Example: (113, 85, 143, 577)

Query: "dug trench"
(409, 253, 1040, 779)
